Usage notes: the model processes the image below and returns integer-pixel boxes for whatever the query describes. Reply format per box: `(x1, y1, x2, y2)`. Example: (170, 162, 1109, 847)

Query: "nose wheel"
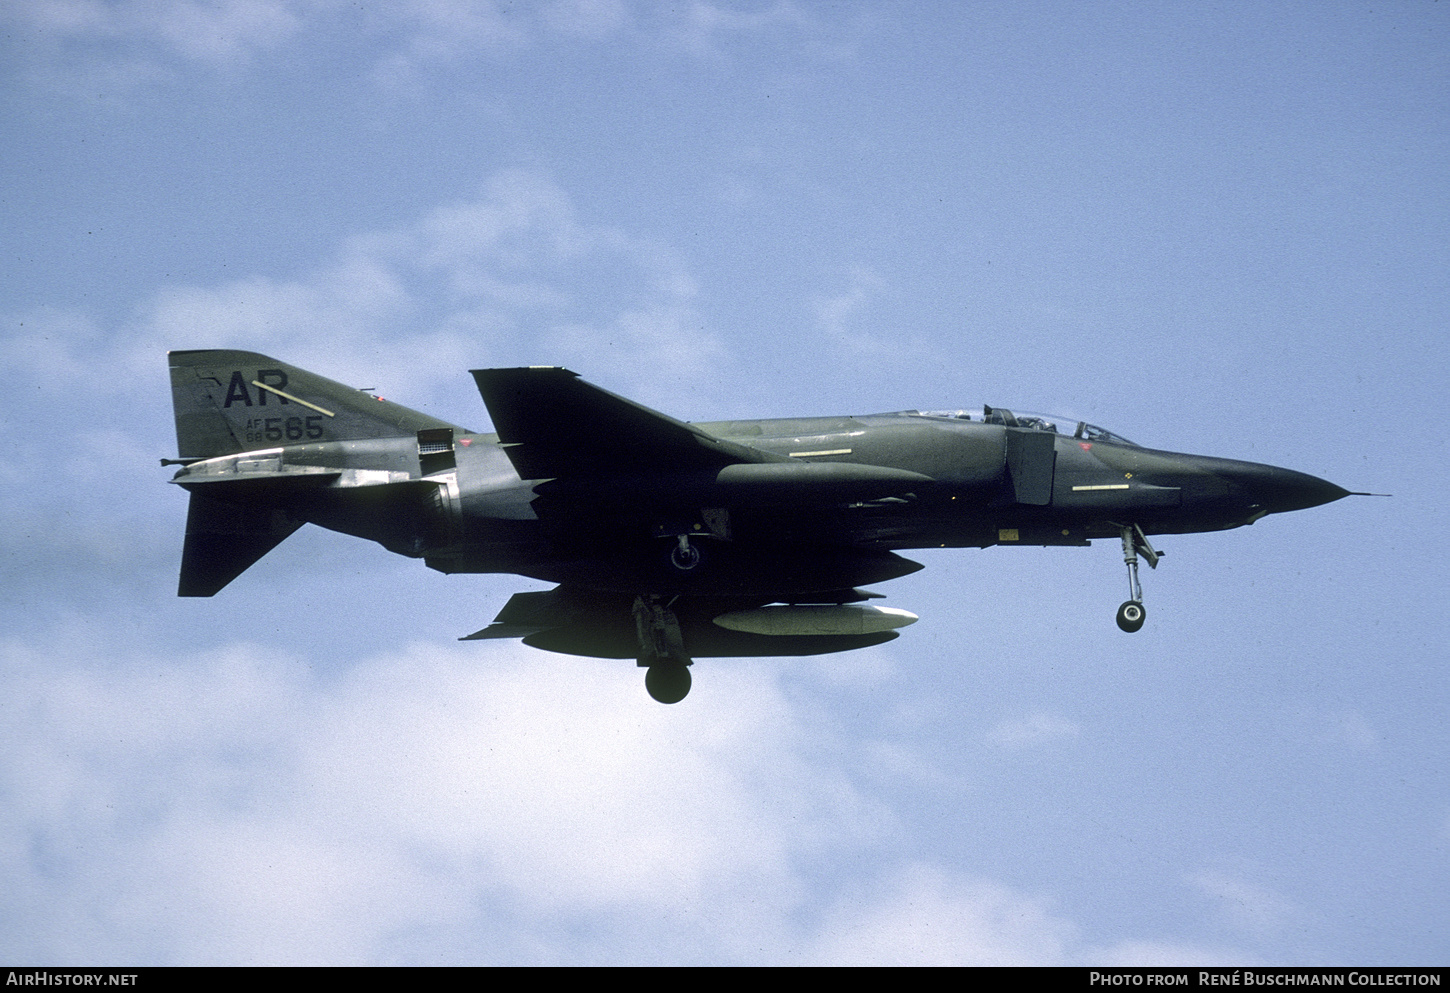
(1116, 524, 1162, 634)
(1116, 599, 1146, 633)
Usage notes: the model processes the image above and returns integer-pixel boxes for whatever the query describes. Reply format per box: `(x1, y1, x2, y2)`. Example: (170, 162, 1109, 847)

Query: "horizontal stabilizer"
(472, 367, 787, 479)
(460, 624, 544, 641)
(179, 491, 303, 596)
(460, 589, 569, 640)
(172, 466, 342, 491)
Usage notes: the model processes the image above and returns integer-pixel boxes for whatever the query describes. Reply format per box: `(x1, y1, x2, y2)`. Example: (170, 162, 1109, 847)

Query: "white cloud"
(1316, 709, 1379, 751)
(5, 0, 304, 64)
(6, 0, 524, 88)
(541, 302, 728, 409)
(0, 627, 1261, 965)
(805, 868, 1250, 967)
(0, 634, 884, 963)
(986, 710, 1081, 750)
(1090, 941, 1256, 968)
(4, 169, 727, 418)
(145, 258, 410, 360)
(5, 1, 856, 88)
(808, 265, 937, 371)
(542, 0, 629, 39)
(805, 865, 1073, 965)
(150, 0, 302, 62)
(665, 1, 811, 60)
(1, 307, 119, 392)
(814, 266, 884, 343)
(370, 0, 529, 89)
(1187, 871, 1296, 939)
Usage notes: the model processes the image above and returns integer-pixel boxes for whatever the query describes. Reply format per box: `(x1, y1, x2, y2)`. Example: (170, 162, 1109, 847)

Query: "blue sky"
(1, 0, 1446, 965)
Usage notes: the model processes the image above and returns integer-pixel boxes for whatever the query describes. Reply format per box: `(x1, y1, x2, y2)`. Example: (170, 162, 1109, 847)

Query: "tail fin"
(168, 349, 466, 595)
(168, 349, 464, 460)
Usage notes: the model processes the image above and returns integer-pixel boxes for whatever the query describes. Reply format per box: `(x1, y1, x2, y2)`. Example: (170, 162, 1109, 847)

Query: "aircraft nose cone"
(1227, 462, 1350, 517)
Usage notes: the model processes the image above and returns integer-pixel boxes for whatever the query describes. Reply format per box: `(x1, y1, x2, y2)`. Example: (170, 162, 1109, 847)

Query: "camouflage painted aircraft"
(166, 350, 1354, 702)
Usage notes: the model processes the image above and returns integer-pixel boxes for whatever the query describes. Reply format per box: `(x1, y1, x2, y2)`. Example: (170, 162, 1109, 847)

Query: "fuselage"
(175, 407, 1345, 596)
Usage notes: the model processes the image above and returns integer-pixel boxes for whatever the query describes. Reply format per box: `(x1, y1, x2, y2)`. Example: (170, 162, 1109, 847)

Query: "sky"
(1, 0, 1447, 966)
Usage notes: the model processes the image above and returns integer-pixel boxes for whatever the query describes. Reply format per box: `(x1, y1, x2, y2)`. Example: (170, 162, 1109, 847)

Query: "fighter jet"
(166, 350, 1354, 702)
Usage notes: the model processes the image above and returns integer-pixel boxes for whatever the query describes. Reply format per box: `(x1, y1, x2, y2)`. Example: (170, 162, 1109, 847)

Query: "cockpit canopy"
(911, 406, 1139, 447)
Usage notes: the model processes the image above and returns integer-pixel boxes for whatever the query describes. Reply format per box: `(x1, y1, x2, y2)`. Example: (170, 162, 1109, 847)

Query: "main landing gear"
(644, 664, 691, 704)
(633, 595, 693, 703)
(1116, 524, 1163, 633)
(638, 530, 717, 701)
(669, 534, 702, 571)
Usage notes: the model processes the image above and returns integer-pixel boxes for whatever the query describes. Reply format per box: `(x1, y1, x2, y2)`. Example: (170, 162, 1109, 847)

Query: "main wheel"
(669, 537, 702, 571)
(1116, 600, 1146, 633)
(645, 664, 692, 704)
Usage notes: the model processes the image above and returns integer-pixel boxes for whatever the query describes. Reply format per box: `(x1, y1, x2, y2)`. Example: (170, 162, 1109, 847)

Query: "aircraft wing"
(471, 367, 790, 480)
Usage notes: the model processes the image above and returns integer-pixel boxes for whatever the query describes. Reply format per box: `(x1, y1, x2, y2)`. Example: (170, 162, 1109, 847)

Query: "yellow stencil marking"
(252, 381, 335, 417)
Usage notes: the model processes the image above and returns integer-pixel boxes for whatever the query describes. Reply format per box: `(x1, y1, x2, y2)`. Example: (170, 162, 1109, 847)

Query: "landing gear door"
(1006, 428, 1056, 506)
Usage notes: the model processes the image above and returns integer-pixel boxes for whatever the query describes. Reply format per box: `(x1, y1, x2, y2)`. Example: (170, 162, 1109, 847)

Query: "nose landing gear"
(1116, 524, 1162, 633)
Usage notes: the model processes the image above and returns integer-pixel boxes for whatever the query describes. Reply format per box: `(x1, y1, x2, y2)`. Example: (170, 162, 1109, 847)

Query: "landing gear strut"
(633, 595, 693, 703)
(1116, 524, 1162, 633)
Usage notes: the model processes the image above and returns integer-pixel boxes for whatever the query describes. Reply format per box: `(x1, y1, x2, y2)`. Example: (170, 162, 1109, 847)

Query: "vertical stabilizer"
(168, 350, 464, 461)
